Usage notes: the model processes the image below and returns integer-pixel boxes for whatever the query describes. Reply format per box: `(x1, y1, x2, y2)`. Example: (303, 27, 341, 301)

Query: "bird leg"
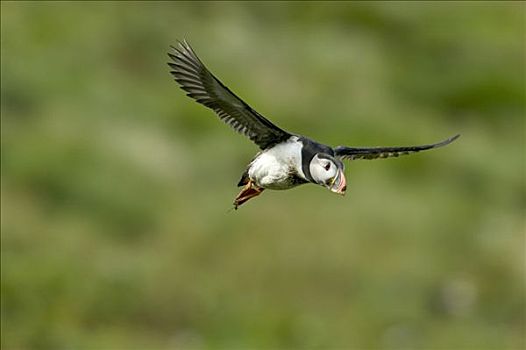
(233, 180, 264, 210)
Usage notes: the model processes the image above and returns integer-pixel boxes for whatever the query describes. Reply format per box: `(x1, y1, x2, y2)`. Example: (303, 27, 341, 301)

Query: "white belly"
(248, 138, 304, 190)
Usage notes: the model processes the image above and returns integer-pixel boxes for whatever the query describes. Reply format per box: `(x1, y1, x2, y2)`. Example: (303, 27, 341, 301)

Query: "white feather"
(248, 137, 304, 190)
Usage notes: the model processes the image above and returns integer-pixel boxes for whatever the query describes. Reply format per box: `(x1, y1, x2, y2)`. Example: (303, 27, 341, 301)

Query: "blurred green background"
(1, 2, 525, 349)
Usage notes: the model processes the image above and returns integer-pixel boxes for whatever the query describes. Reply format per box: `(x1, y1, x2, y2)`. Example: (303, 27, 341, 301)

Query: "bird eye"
(324, 163, 331, 171)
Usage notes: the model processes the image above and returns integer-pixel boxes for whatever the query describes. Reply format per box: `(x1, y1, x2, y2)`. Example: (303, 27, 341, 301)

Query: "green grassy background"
(1, 2, 524, 349)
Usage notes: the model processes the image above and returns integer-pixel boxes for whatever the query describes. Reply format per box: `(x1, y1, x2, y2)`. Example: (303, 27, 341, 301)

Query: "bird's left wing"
(334, 134, 460, 160)
(168, 40, 292, 150)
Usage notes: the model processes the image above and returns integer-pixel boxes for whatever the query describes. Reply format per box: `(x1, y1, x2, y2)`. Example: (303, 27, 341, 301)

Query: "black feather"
(168, 40, 292, 150)
(334, 134, 460, 160)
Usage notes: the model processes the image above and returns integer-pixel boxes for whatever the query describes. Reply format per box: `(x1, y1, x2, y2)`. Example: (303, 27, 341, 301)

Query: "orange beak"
(329, 170, 347, 196)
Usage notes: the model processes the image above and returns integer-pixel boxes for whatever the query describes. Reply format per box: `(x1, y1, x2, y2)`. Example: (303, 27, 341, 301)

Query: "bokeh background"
(1, 2, 525, 349)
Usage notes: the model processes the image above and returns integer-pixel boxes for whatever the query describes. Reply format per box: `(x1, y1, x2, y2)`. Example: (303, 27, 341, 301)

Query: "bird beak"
(329, 169, 347, 195)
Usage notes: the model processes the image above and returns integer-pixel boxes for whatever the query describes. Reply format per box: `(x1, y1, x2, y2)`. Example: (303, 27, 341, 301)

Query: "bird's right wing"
(334, 134, 460, 160)
(168, 40, 292, 150)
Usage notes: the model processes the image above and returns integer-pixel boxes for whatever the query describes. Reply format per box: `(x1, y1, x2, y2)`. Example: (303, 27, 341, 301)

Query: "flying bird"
(167, 40, 459, 209)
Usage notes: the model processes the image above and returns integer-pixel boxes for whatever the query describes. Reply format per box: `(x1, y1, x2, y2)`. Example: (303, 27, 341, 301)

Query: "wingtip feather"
(450, 134, 461, 142)
(438, 133, 461, 147)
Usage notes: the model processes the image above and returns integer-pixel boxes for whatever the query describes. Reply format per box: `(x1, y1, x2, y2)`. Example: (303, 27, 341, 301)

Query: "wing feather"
(334, 134, 460, 160)
(168, 40, 291, 149)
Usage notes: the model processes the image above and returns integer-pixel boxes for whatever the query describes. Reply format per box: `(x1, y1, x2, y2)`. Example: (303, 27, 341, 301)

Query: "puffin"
(167, 40, 459, 209)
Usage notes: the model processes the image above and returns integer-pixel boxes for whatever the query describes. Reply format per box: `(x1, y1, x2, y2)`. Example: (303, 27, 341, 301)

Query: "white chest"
(248, 138, 305, 190)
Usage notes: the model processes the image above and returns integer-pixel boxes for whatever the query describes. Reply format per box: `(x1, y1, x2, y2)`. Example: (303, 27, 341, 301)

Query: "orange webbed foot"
(233, 180, 264, 209)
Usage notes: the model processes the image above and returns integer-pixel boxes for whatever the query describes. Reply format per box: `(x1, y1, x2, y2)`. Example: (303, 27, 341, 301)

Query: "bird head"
(309, 153, 347, 195)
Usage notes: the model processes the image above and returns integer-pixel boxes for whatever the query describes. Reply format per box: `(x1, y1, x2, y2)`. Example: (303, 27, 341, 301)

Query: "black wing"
(168, 40, 292, 150)
(334, 134, 460, 160)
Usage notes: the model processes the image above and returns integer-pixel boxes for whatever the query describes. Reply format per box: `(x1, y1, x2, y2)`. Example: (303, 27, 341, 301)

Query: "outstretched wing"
(168, 40, 292, 150)
(334, 134, 460, 160)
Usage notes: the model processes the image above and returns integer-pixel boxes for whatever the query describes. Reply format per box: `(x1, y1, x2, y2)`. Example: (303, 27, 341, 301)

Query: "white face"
(310, 154, 339, 187)
(309, 154, 347, 195)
